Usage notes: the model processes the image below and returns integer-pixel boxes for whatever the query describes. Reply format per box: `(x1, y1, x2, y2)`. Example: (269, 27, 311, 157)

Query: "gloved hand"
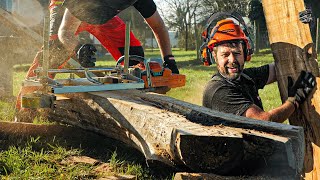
(164, 55, 179, 74)
(299, 8, 313, 24)
(287, 71, 316, 108)
(75, 44, 97, 67)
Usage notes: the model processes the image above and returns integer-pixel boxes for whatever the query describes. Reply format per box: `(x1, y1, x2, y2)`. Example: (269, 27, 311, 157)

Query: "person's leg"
(62, 0, 137, 25)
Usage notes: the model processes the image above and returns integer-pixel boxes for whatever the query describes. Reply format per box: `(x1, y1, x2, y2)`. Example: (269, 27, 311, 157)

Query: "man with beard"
(202, 19, 316, 123)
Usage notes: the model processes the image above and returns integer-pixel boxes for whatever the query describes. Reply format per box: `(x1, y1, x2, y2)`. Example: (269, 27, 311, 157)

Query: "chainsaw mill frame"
(21, 21, 155, 108)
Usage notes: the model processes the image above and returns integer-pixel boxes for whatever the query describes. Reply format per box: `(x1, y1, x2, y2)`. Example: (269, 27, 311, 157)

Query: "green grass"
(107, 151, 154, 179)
(0, 48, 284, 178)
(0, 136, 154, 179)
(0, 137, 85, 179)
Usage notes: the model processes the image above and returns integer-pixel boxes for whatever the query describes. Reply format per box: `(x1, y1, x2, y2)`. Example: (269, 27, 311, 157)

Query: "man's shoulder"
(211, 74, 223, 81)
(243, 64, 269, 76)
(203, 75, 229, 109)
(205, 74, 225, 88)
(204, 74, 232, 94)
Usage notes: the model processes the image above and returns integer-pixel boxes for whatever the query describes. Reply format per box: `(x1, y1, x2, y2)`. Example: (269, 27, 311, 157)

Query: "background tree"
(118, 7, 152, 49)
(248, 0, 267, 54)
(157, 0, 251, 51)
(199, 0, 249, 19)
(158, 0, 201, 51)
(304, 0, 320, 53)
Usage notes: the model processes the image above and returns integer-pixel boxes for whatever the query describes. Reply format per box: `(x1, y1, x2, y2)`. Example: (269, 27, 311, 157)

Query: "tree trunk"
(254, 20, 260, 54)
(194, 16, 199, 58)
(262, 0, 320, 179)
(42, 90, 305, 177)
(316, 18, 319, 54)
(185, 20, 188, 51)
(151, 31, 154, 52)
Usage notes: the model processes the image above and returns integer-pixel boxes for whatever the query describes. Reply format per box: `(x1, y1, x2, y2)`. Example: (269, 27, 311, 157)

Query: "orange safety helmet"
(208, 19, 252, 61)
(200, 11, 254, 65)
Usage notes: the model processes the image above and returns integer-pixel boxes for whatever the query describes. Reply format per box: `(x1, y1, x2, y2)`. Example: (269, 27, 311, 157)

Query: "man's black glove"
(299, 8, 313, 24)
(75, 44, 97, 68)
(164, 55, 179, 74)
(287, 71, 316, 108)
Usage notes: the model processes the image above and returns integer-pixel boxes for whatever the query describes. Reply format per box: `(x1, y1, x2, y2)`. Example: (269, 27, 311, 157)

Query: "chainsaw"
(20, 20, 185, 109)
(21, 55, 186, 108)
(116, 55, 185, 89)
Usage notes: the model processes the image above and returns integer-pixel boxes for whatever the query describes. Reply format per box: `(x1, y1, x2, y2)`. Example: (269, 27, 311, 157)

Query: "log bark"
(261, 0, 320, 179)
(44, 91, 304, 177)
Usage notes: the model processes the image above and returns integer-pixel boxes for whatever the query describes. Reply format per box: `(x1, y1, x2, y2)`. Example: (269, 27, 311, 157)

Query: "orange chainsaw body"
(135, 62, 186, 89)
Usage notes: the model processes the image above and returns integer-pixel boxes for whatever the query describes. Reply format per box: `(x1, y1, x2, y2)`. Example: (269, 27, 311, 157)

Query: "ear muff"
(206, 46, 214, 65)
(200, 42, 215, 66)
(245, 38, 254, 61)
(242, 41, 253, 61)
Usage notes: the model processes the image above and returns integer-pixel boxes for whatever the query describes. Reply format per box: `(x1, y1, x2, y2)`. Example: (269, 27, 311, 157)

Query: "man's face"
(213, 42, 245, 80)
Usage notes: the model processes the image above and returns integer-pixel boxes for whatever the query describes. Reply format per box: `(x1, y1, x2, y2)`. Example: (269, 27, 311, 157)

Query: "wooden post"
(254, 20, 260, 54)
(194, 16, 199, 60)
(124, 21, 130, 73)
(262, 0, 320, 178)
(151, 31, 154, 52)
(316, 18, 319, 55)
(0, 37, 16, 98)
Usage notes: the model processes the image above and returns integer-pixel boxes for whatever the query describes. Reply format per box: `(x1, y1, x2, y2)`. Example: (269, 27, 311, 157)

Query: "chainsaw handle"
(116, 55, 146, 67)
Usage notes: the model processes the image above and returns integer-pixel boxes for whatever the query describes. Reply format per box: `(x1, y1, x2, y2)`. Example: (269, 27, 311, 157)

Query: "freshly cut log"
(45, 90, 304, 177)
(262, 0, 320, 178)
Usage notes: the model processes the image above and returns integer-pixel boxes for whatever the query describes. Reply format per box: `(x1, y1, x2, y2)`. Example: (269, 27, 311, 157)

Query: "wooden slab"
(43, 90, 304, 176)
(262, 0, 320, 178)
(109, 90, 304, 173)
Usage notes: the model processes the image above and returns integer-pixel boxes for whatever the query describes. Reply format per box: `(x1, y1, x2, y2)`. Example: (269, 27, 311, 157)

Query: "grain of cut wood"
(262, 0, 320, 178)
(43, 90, 304, 176)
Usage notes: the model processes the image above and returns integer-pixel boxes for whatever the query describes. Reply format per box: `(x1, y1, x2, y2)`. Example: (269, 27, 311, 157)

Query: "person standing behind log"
(202, 19, 316, 123)
(59, 0, 179, 74)
(15, 0, 144, 112)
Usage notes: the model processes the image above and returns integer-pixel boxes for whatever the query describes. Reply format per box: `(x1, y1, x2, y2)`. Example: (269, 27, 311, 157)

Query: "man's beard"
(219, 61, 243, 80)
